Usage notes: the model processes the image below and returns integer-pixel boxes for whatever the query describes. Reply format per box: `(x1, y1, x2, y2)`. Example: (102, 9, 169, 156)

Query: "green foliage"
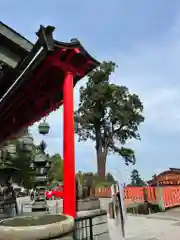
(48, 154, 63, 183)
(75, 171, 115, 187)
(75, 61, 144, 179)
(10, 143, 34, 188)
(76, 171, 84, 185)
(126, 203, 161, 214)
(1, 139, 36, 189)
(105, 172, 116, 183)
(129, 169, 146, 187)
(0, 132, 64, 188)
(95, 181, 112, 187)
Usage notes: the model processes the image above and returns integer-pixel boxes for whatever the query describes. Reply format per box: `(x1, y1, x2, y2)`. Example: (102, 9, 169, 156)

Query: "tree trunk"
(97, 152, 106, 180)
(95, 125, 107, 180)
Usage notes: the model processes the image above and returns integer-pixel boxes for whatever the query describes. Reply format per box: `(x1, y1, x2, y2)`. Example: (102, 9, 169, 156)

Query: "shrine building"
(148, 168, 180, 186)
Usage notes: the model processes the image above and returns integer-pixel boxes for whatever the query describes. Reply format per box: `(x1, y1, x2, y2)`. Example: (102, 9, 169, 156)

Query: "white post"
(107, 183, 126, 240)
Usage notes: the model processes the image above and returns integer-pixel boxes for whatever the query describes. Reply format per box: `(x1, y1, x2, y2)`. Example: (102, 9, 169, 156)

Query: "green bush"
(95, 181, 112, 187)
(127, 203, 161, 215)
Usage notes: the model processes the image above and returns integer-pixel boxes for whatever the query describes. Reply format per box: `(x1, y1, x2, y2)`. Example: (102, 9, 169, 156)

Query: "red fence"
(94, 186, 180, 209)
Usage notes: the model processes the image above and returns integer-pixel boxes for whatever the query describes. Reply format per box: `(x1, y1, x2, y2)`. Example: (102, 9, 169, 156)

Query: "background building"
(148, 168, 180, 186)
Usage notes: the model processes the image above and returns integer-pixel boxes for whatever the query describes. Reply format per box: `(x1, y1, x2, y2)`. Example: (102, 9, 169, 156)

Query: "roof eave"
(0, 21, 33, 52)
(54, 39, 100, 67)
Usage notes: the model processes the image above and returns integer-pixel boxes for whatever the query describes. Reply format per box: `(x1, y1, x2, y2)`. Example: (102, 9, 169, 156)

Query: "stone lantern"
(6, 144, 16, 155)
(31, 141, 51, 213)
(19, 133, 33, 152)
(0, 144, 14, 166)
(30, 162, 34, 169)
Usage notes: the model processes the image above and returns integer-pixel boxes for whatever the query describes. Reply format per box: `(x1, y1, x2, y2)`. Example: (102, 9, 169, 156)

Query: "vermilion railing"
(93, 186, 180, 209)
(145, 186, 156, 202)
(124, 187, 144, 206)
(94, 187, 111, 198)
(162, 186, 180, 208)
(94, 186, 145, 205)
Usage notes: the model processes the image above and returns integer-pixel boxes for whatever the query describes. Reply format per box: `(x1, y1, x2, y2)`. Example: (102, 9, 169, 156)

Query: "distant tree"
(76, 171, 84, 185)
(105, 172, 116, 183)
(83, 172, 96, 187)
(129, 169, 146, 186)
(75, 170, 116, 187)
(48, 154, 63, 183)
(75, 61, 144, 180)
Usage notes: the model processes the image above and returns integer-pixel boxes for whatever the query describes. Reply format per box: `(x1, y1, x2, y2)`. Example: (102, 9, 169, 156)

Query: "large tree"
(75, 61, 144, 180)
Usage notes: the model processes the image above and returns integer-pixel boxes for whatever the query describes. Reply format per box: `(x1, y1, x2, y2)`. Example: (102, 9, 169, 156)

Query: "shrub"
(127, 203, 161, 214)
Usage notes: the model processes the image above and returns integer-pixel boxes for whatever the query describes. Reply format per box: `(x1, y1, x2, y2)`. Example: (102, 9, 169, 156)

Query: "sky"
(1, 0, 180, 183)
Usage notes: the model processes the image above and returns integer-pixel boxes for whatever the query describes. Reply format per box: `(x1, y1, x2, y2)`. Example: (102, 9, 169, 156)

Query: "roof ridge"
(169, 168, 180, 171)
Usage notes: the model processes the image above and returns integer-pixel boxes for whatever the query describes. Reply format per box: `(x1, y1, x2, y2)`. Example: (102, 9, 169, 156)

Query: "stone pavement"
(99, 197, 180, 239)
(125, 207, 180, 240)
(125, 215, 178, 240)
(47, 199, 180, 239)
(18, 197, 180, 240)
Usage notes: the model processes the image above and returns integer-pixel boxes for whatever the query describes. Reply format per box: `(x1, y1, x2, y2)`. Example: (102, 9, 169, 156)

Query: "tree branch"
(112, 145, 136, 165)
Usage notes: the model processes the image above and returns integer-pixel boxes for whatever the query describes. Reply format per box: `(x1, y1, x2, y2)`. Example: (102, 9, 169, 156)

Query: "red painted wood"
(0, 45, 99, 220)
(0, 46, 98, 143)
(63, 71, 76, 218)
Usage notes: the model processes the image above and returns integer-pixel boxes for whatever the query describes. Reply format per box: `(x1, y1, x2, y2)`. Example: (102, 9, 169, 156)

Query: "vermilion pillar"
(63, 71, 76, 218)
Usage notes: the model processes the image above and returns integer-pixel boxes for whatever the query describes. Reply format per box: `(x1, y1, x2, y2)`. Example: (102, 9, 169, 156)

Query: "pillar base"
(77, 198, 100, 211)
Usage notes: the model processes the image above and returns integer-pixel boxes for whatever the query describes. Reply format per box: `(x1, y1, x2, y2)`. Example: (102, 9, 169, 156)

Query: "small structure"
(148, 168, 180, 186)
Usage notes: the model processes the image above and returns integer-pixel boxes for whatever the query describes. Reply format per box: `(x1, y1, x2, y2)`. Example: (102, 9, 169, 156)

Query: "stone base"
(0, 214, 8, 220)
(76, 198, 100, 211)
(0, 214, 74, 240)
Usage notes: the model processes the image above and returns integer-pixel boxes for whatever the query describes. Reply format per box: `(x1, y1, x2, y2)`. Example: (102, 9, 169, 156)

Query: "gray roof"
(0, 21, 33, 52)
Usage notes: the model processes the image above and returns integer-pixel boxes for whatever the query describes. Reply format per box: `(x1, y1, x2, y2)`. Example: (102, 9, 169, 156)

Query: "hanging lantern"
(38, 120, 50, 135)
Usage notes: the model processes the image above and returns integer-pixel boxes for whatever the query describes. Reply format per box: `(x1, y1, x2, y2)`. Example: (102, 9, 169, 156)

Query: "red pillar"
(63, 71, 76, 218)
